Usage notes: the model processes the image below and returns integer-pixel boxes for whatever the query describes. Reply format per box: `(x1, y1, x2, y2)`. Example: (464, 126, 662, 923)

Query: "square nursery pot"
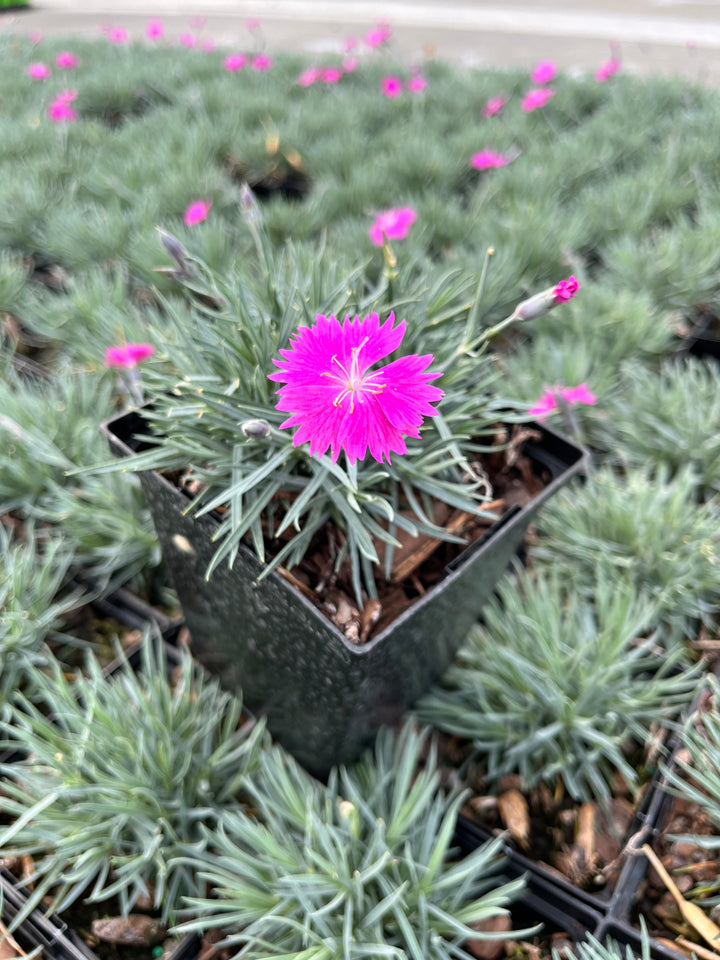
(102, 409, 588, 776)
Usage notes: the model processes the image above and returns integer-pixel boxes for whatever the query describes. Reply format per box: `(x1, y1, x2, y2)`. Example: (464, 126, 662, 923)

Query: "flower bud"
(512, 275, 580, 322)
(241, 419, 270, 439)
(156, 227, 190, 268)
(338, 800, 361, 837)
(240, 182, 262, 226)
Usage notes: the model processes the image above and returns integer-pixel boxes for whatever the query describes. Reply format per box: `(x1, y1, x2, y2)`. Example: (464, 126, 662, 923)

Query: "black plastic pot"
(102, 408, 588, 777)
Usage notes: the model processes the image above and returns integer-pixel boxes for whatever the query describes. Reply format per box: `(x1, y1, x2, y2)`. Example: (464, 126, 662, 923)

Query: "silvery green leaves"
(0, 635, 267, 930)
(415, 569, 699, 803)
(176, 723, 533, 960)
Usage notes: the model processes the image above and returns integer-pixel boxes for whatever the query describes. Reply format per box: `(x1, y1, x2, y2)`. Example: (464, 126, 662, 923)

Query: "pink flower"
(146, 18, 164, 40)
(470, 150, 510, 170)
(27, 62, 51, 79)
(269, 311, 443, 464)
(107, 26, 129, 44)
(553, 275, 580, 303)
(30, 31, 44, 45)
(365, 22, 392, 48)
(183, 200, 212, 226)
(521, 87, 555, 112)
(223, 53, 246, 72)
(104, 343, 155, 369)
(529, 384, 597, 421)
(55, 51, 78, 69)
(321, 67, 343, 84)
(343, 36, 358, 53)
(406, 74, 427, 93)
(47, 101, 77, 123)
(179, 32, 196, 48)
(481, 95, 507, 118)
(560, 384, 597, 406)
(245, 18, 260, 31)
(342, 56, 358, 73)
(527, 389, 558, 421)
(250, 54, 273, 71)
(201, 39, 216, 53)
(595, 58, 621, 82)
(368, 207, 417, 246)
(47, 90, 78, 122)
(531, 60, 557, 84)
(298, 66, 322, 87)
(190, 16, 206, 29)
(381, 75, 402, 98)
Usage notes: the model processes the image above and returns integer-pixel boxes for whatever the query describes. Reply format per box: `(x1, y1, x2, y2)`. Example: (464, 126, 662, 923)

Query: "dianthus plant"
(0, 634, 267, 929)
(176, 722, 535, 960)
(100, 210, 578, 599)
(415, 568, 699, 802)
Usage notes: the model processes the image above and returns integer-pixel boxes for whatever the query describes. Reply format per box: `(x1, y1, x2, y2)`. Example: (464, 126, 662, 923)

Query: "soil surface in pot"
(177, 424, 551, 644)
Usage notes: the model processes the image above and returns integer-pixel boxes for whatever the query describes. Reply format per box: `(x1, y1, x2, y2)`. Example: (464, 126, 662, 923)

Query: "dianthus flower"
(470, 150, 510, 170)
(269, 312, 443, 464)
(27, 62, 51, 79)
(104, 343, 155, 368)
(368, 207, 416, 246)
(521, 87, 555, 112)
(47, 91, 78, 122)
(106, 26, 129, 44)
(250, 54, 273, 71)
(55, 51, 79, 69)
(381, 75, 402, 98)
(183, 200, 212, 226)
(321, 67, 343, 84)
(481, 95, 507, 118)
(223, 53, 246, 72)
(528, 383, 597, 421)
(146, 18, 164, 40)
(298, 66, 321, 87)
(365, 23, 392, 48)
(553, 275, 580, 302)
(406, 74, 427, 93)
(595, 58, 621, 81)
(531, 60, 557, 84)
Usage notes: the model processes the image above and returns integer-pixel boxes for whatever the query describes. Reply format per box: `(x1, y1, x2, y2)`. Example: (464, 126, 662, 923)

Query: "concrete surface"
(2, 0, 720, 81)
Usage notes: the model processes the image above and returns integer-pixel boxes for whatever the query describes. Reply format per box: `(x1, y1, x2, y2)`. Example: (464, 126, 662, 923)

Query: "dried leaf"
(496, 788, 530, 849)
(575, 802, 596, 866)
(465, 914, 512, 960)
(643, 844, 720, 951)
(91, 914, 166, 947)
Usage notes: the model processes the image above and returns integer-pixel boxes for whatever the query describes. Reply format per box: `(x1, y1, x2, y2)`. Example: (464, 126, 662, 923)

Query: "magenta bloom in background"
(27, 62, 51, 79)
(470, 149, 510, 170)
(30, 31, 43, 44)
(179, 32, 196, 48)
(106, 26, 129, 44)
(201, 39, 216, 52)
(251, 53, 273, 71)
(595, 58, 621, 81)
(183, 200, 212, 226)
(481, 95, 507, 118)
(321, 67, 343, 84)
(521, 87, 555, 112)
(298, 66, 321, 87)
(365, 22, 392, 48)
(104, 343, 155, 369)
(342, 55, 358, 73)
(269, 312, 443, 464)
(381, 75, 402, 98)
(47, 90, 78, 122)
(146, 18, 164, 39)
(529, 383, 597, 421)
(55, 51, 78, 69)
(223, 53, 246, 72)
(368, 207, 417, 246)
(406, 74, 427, 93)
(531, 59, 557, 84)
(553, 275, 580, 302)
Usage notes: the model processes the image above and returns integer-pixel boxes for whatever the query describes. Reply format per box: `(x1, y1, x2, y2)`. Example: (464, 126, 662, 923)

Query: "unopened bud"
(156, 227, 190, 268)
(512, 288, 556, 322)
(240, 182, 261, 225)
(338, 800, 361, 837)
(241, 419, 270, 439)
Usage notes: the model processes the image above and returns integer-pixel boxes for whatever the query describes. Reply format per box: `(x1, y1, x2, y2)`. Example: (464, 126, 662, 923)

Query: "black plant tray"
(454, 817, 606, 939)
